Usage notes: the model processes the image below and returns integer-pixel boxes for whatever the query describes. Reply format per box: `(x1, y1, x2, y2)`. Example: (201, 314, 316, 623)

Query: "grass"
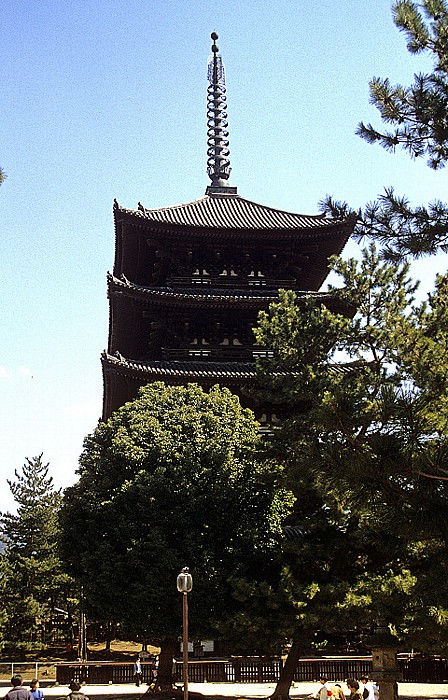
(0, 640, 161, 680)
(87, 640, 160, 660)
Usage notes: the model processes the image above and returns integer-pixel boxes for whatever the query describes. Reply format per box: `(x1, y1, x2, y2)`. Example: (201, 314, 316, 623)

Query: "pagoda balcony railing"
(167, 276, 296, 289)
(161, 346, 273, 361)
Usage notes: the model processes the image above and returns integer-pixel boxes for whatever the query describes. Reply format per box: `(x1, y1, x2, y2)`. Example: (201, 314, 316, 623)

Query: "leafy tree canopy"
(60, 383, 292, 658)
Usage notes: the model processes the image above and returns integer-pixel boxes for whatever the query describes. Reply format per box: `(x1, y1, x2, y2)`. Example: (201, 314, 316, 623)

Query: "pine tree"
(0, 455, 72, 650)
(254, 246, 448, 697)
(320, 0, 448, 259)
(0, 554, 9, 651)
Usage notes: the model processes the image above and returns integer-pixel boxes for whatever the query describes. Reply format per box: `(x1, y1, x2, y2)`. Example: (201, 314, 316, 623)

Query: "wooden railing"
(55, 655, 448, 685)
(55, 661, 154, 685)
(161, 347, 272, 361)
(168, 277, 296, 288)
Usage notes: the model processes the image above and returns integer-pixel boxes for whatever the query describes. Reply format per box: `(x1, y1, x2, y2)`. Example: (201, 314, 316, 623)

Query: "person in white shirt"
(360, 675, 378, 700)
(309, 677, 332, 699)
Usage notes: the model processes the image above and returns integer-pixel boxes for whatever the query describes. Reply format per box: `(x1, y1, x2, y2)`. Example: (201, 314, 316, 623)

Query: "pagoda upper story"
(102, 33, 356, 419)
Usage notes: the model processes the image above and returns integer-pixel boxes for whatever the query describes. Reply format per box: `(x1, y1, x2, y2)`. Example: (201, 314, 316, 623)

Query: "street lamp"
(177, 567, 193, 700)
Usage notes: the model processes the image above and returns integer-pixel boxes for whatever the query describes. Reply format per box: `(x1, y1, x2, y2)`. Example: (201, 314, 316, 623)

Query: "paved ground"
(1, 682, 448, 700)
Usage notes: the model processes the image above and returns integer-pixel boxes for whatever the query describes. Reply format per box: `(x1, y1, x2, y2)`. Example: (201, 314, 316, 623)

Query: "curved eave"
(102, 352, 369, 383)
(113, 194, 356, 241)
(102, 352, 261, 383)
(107, 274, 355, 315)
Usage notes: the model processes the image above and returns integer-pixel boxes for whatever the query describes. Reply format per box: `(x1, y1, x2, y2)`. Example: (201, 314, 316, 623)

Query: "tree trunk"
(155, 636, 177, 691)
(270, 633, 305, 700)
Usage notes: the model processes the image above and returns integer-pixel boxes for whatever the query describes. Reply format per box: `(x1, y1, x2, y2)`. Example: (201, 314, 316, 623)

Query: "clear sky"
(1, 0, 447, 513)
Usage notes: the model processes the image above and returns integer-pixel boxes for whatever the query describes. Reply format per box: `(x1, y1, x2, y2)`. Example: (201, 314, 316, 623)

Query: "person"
(329, 683, 346, 700)
(30, 680, 44, 700)
(347, 679, 363, 699)
(309, 677, 332, 699)
(67, 681, 89, 700)
(5, 676, 33, 700)
(133, 656, 142, 687)
(359, 675, 377, 700)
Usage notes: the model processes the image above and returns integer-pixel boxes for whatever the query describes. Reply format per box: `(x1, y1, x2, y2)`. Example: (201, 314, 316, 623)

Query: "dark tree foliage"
(60, 383, 291, 686)
(255, 247, 448, 661)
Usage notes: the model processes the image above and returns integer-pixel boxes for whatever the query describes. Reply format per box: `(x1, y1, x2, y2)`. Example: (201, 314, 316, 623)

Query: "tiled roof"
(114, 193, 354, 232)
(102, 352, 366, 379)
(108, 274, 338, 304)
(102, 352, 261, 381)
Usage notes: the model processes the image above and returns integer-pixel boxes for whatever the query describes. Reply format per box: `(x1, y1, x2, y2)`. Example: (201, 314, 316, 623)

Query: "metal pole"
(182, 592, 188, 700)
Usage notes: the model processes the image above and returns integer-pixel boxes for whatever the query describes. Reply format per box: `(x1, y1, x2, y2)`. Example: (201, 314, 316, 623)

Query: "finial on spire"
(205, 32, 237, 195)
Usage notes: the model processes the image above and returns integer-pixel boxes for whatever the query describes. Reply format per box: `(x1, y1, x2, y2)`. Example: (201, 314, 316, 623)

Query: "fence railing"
(2, 656, 447, 685)
(51, 656, 448, 685)
(54, 662, 154, 685)
(0, 662, 56, 682)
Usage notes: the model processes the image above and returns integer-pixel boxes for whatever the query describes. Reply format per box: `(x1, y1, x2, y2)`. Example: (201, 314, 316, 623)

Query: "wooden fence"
(54, 656, 448, 685)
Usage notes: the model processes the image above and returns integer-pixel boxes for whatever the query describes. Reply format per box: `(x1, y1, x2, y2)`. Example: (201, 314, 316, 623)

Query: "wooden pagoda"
(102, 33, 356, 420)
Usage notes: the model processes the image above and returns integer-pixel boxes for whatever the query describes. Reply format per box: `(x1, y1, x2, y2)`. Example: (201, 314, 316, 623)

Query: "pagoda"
(102, 33, 356, 420)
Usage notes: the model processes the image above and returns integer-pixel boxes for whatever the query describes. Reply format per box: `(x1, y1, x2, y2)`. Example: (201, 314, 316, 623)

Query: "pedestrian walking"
(360, 675, 379, 700)
(347, 679, 363, 699)
(329, 684, 346, 700)
(309, 676, 333, 698)
(134, 656, 142, 687)
(5, 676, 33, 700)
(30, 680, 44, 700)
(67, 681, 89, 700)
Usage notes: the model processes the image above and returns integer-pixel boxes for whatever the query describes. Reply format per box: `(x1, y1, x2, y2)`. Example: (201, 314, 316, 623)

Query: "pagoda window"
(188, 349, 212, 357)
(220, 336, 244, 346)
(190, 268, 211, 284)
(219, 269, 238, 277)
(252, 348, 274, 358)
(248, 270, 267, 287)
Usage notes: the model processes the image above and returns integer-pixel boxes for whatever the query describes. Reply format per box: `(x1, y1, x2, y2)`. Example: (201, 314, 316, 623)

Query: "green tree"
(60, 382, 292, 688)
(0, 554, 10, 651)
(321, 0, 448, 259)
(254, 247, 448, 696)
(0, 455, 73, 650)
(0, 168, 5, 185)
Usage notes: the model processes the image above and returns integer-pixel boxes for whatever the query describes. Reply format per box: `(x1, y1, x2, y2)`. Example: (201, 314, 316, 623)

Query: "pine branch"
(319, 190, 448, 260)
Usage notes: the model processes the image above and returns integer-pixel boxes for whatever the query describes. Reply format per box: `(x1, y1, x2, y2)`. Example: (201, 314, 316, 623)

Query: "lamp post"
(177, 567, 193, 700)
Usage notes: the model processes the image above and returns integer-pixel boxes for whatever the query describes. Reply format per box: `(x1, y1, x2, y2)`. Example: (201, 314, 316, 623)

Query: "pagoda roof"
(102, 352, 362, 383)
(114, 193, 356, 235)
(107, 275, 355, 316)
(102, 352, 261, 382)
(108, 273, 345, 305)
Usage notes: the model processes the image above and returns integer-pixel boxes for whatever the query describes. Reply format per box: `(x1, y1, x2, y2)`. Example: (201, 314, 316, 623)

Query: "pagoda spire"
(205, 32, 237, 195)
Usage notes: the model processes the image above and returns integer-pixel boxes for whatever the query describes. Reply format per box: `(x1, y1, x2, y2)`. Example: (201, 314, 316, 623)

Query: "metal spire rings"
(206, 32, 235, 193)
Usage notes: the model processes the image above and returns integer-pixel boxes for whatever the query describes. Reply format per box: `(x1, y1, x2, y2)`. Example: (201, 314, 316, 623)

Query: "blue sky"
(1, 0, 447, 513)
